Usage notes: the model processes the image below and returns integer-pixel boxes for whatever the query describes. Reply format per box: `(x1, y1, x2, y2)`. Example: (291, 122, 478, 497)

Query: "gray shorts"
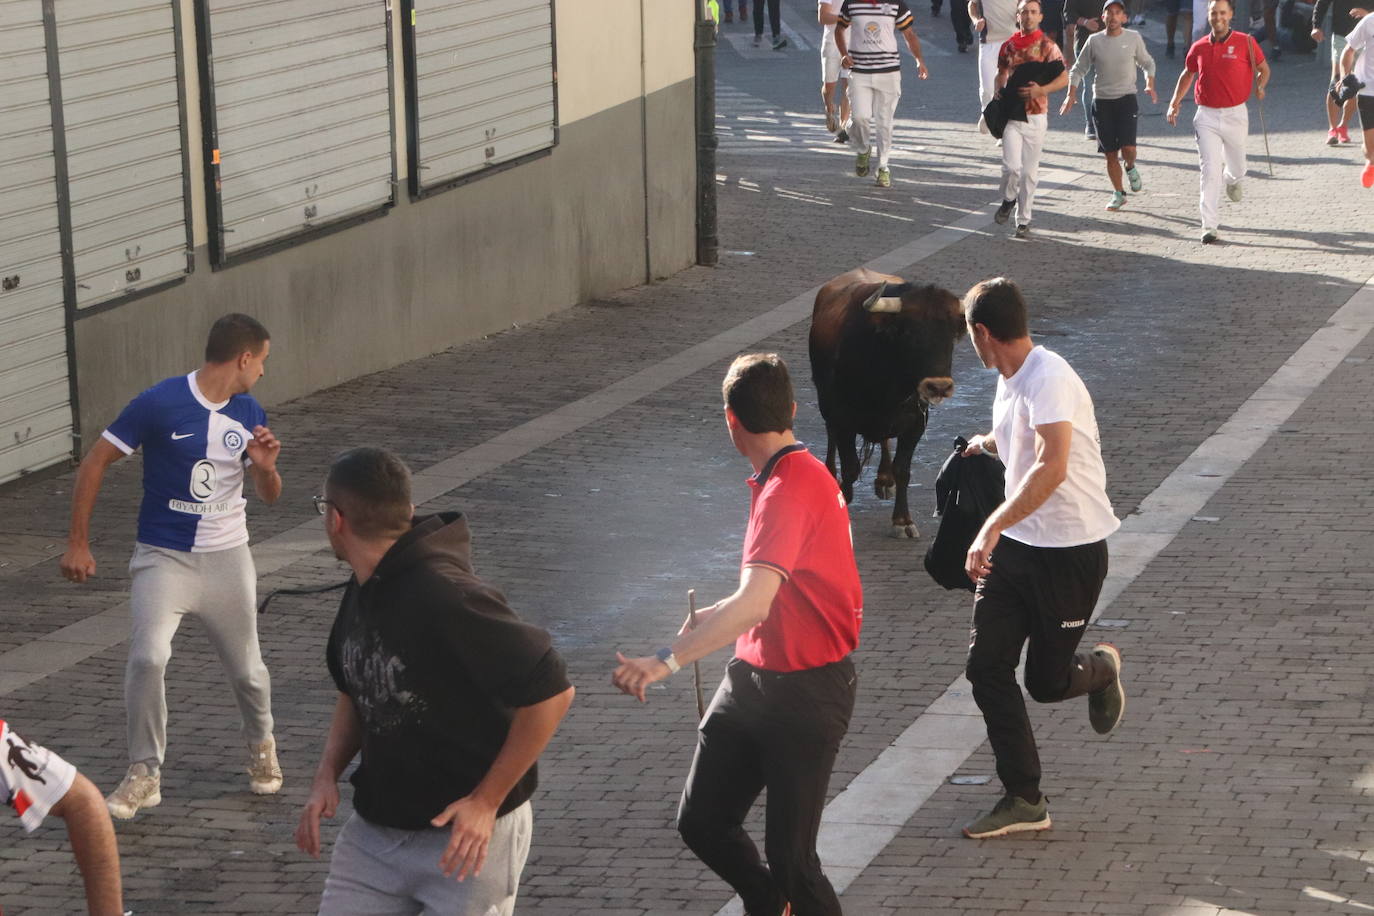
(318, 803, 534, 916)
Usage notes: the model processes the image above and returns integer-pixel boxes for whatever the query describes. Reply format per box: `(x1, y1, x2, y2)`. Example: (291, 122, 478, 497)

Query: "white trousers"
(977, 38, 1007, 108)
(1001, 113, 1048, 224)
(1193, 103, 1248, 231)
(849, 70, 903, 168)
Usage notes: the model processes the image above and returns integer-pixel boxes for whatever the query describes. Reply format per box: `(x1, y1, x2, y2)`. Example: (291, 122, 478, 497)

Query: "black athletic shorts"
(1360, 94, 1374, 130)
(1162, 0, 1183, 13)
(1092, 93, 1139, 154)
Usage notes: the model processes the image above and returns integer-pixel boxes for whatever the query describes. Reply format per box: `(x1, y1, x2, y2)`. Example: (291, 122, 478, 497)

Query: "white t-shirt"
(1346, 12, 1374, 96)
(992, 346, 1120, 548)
(2, 719, 77, 833)
(821, 0, 844, 47)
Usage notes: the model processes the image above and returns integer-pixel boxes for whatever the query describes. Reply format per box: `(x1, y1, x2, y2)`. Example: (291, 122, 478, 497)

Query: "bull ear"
(862, 283, 903, 314)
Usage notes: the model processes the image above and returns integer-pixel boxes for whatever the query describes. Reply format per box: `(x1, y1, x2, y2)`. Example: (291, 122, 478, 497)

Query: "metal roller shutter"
(406, 0, 557, 196)
(0, 0, 77, 484)
(54, 1, 193, 309)
(199, 0, 395, 261)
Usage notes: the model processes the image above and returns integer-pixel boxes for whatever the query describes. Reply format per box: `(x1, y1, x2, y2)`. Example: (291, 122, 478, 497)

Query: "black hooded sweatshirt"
(326, 512, 570, 830)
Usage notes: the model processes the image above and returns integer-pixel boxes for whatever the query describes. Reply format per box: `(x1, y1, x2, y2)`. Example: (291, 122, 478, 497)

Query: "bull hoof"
(874, 482, 896, 500)
(890, 522, 919, 539)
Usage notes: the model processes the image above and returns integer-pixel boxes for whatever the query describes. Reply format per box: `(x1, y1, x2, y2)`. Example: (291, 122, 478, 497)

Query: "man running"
(612, 353, 863, 916)
(1062, 0, 1158, 211)
(1166, 0, 1269, 243)
(836, 0, 930, 188)
(820, 0, 853, 138)
(60, 314, 283, 819)
(1339, 4, 1374, 186)
(958, 277, 1125, 839)
(992, 0, 1069, 238)
(1311, 0, 1367, 146)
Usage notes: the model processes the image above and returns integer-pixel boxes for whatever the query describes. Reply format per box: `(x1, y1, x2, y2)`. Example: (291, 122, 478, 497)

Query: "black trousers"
(678, 657, 856, 916)
(965, 536, 1111, 802)
(950, 0, 975, 46)
(753, 0, 781, 39)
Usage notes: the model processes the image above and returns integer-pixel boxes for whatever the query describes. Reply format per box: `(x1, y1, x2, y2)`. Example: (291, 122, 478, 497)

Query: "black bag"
(923, 436, 1006, 592)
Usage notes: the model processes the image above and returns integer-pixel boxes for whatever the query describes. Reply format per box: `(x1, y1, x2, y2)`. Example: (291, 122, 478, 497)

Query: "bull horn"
(861, 283, 903, 314)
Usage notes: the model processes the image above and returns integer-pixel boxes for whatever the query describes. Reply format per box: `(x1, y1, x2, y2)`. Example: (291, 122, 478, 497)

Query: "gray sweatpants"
(318, 803, 534, 915)
(126, 542, 273, 766)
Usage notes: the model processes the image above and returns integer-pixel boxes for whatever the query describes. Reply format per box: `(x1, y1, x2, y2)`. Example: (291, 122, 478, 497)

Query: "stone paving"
(2, 0, 1373, 912)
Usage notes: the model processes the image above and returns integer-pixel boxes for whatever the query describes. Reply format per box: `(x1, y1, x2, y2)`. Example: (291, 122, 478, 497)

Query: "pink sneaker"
(1363, 163, 1374, 189)
(1327, 128, 1341, 146)
(1337, 125, 1352, 144)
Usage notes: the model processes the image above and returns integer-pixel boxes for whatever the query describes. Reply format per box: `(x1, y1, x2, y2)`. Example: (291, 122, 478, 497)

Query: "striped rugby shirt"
(838, 0, 914, 73)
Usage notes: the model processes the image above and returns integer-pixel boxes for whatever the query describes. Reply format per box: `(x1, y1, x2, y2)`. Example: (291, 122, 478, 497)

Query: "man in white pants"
(1167, 0, 1269, 242)
(971, 0, 1020, 124)
(836, 0, 930, 188)
(61, 314, 284, 819)
(820, 0, 852, 138)
(993, 0, 1069, 237)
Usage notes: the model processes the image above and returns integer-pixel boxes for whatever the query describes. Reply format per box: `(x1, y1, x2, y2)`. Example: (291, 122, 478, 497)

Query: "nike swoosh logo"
(171, 432, 194, 440)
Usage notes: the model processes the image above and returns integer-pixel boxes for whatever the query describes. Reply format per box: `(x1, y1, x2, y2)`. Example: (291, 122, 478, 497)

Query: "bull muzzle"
(862, 283, 904, 314)
(919, 377, 955, 404)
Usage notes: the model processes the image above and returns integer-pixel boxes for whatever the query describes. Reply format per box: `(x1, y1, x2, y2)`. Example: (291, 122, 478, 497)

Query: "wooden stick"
(688, 589, 705, 720)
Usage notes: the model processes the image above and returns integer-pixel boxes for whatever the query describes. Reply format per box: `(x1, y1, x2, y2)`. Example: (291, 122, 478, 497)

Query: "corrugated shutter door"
(412, 0, 555, 191)
(0, 1, 77, 484)
(55, 2, 191, 309)
(205, 0, 394, 257)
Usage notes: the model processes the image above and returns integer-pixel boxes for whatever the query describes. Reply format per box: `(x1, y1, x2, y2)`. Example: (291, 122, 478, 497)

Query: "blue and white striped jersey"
(103, 372, 267, 553)
(839, 0, 914, 72)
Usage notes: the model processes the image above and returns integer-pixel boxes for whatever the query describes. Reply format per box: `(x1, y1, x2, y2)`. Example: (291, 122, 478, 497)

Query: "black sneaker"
(963, 795, 1051, 838)
(834, 127, 849, 143)
(772, 35, 788, 50)
(994, 199, 1014, 224)
(1088, 643, 1125, 734)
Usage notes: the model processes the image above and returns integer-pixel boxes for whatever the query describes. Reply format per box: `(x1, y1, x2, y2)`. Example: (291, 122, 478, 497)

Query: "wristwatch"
(655, 647, 681, 674)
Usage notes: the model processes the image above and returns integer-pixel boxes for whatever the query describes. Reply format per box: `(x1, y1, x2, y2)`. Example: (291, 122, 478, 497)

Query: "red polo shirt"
(735, 444, 863, 672)
(1185, 30, 1263, 108)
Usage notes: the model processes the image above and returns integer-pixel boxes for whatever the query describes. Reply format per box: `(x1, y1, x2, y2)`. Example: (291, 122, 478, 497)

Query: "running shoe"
(1088, 644, 1126, 734)
(1014, 223, 1030, 238)
(1327, 128, 1341, 146)
(994, 199, 1014, 224)
(248, 735, 283, 795)
(963, 795, 1051, 838)
(772, 35, 788, 50)
(875, 167, 892, 188)
(1106, 190, 1126, 210)
(1226, 182, 1242, 202)
(1126, 165, 1142, 192)
(1201, 228, 1220, 243)
(107, 762, 161, 820)
(1337, 125, 1352, 144)
(1363, 163, 1374, 188)
(752, 34, 762, 47)
(834, 127, 850, 143)
(855, 151, 870, 177)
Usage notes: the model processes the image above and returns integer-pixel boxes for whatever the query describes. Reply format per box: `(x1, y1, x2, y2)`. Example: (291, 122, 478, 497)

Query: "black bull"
(808, 268, 965, 537)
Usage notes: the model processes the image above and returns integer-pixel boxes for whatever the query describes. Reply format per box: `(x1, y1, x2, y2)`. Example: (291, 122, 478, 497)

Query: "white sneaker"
(248, 735, 283, 795)
(107, 762, 161, 820)
(1226, 182, 1242, 203)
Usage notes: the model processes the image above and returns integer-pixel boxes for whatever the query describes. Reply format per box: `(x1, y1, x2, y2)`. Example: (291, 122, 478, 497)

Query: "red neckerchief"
(1009, 28, 1044, 50)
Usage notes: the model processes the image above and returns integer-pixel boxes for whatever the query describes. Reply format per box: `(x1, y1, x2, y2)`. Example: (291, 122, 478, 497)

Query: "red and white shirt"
(735, 445, 864, 672)
(1, 720, 76, 833)
(1186, 30, 1264, 108)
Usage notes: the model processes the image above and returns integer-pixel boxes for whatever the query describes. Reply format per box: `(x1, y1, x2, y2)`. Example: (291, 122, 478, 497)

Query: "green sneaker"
(875, 167, 891, 188)
(1106, 190, 1126, 211)
(1088, 643, 1125, 734)
(855, 151, 870, 177)
(1125, 165, 1142, 192)
(963, 794, 1051, 839)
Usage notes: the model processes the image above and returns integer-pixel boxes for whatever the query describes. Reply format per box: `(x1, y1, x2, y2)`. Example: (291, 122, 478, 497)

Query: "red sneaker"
(1363, 163, 1374, 189)
(1337, 125, 1352, 144)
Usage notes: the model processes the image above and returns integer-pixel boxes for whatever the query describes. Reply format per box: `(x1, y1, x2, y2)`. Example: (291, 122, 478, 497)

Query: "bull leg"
(874, 439, 896, 501)
(889, 423, 926, 539)
(837, 431, 861, 506)
(825, 427, 839, 481)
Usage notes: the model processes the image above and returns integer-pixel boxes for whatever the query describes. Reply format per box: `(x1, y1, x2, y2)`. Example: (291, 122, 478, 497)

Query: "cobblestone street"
(2, 1, 1373, 913)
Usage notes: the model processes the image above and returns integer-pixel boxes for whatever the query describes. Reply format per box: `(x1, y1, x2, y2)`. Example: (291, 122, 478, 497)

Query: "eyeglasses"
(312, 495, 340, 517)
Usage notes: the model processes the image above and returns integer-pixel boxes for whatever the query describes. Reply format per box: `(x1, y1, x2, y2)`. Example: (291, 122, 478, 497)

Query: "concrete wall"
(70, 0, 698, 451)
